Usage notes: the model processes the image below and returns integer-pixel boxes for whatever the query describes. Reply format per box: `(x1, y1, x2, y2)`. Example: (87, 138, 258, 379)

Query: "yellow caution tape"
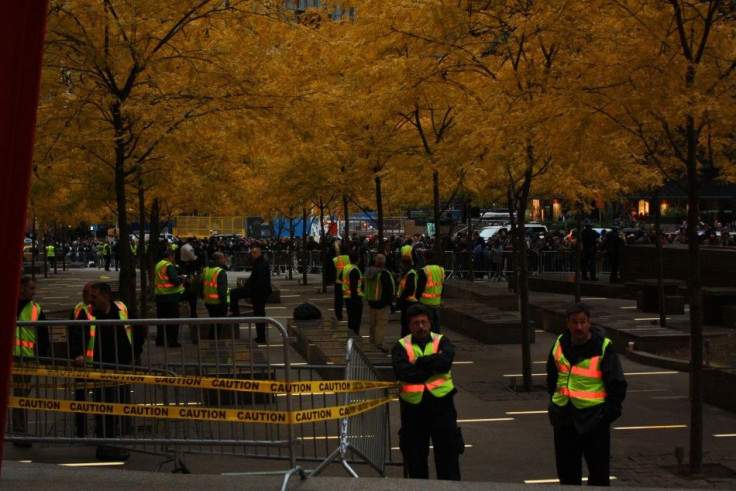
(11, 366, 398, 394)
(8, 395, 395, 425)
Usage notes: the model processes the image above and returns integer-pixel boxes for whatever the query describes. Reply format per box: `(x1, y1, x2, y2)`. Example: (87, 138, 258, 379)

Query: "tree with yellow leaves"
(35, 1, 280, 311)
(581, 0, 736, 473)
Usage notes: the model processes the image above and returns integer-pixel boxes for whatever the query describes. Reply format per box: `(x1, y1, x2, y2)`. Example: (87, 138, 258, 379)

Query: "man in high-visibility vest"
(391, 303, 462, 481)
(12, 276, 49, 447)
(341, 249, 364, 335)
(546, 302, 627, 486)
(70, 282, 135, 461)
(68, 281, 94, 438)
(332, 242, 350, 322)
(202, 251, 229, 340)
(101, 240, 112, 271)
(45, 242, 56, 273)
(364, 253, 394, 349)
(415, 250, 445, 333)
(396, 255, 418, 338)
(154, 248, 185, 347)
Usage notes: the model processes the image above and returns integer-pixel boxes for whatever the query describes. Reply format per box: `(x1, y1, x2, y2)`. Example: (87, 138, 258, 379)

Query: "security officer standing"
(70, 282, 136, 461)
(45, 241, 56, 274)
(101, 240, 112, 271)
(392, 303, 461, 480)
(154, 248, 185, 347)
(332, 243, 350, 322)
(12, 276, 49, 447)
(415, 250, 445, 333)
(546, 302, 627, 486)
(202, 251, 229, 340)
(342, 249, 364, 335)
(396, 255, 418, 338)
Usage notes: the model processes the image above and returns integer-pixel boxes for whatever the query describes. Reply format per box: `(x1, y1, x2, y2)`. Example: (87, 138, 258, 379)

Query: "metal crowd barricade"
(9, 316, 307, 489)
(311, 338, 393, 477)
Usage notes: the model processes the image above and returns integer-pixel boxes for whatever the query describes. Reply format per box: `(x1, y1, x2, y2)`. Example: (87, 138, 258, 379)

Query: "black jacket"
(392, 334, 457, 402)
(70, 302, 135, 367)
(244, 256, 272, 305)
(546, 326, 627, 434)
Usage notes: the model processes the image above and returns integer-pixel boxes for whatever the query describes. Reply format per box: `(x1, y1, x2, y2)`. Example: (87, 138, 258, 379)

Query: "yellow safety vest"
(46, 245, 55, 258)
(401, 245, 413, 263)
(14, 302, 41, 357)
(84, 301, 132, 362)
(419, 264, 444, 306)
(342, 263, 364, 299)
(364, 269, 395, 302)
(397, 269, 418, 302)
(333, 255, 350, 280)
(203, 267, 229, 304)
(551, 335, 610, 409)
(155, 260, 185, 296)
(398, 333, 454, 404)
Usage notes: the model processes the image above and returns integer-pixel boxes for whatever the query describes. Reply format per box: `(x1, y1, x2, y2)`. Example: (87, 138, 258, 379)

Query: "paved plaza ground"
(3, 266, 736, 489)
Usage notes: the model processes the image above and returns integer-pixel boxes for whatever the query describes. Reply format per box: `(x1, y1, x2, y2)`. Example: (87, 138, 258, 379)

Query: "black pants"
(333, 282, 344, 321)
(94, 384, 127, 439)
(345, 297, 363, 335)
(252, 300, 267, 340)
(399, 394, 461, 480)
(205, 303, 228, 340)
(554, 422, 611, 486)
(155, 300, 180, 346)
(229, 286, 248, 316)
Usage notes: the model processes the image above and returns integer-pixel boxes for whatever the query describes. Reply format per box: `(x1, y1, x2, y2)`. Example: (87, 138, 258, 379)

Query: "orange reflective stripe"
(425, 377, 448, 390)
(432, 333, 440, 352)
(571, 356, 602, 378)
(559, 387, 606, 399)
(15, 340, 35, 348)
(554, 343, 570, 372)
(404, 339, 415, 362)
(400, 384, 426, 393)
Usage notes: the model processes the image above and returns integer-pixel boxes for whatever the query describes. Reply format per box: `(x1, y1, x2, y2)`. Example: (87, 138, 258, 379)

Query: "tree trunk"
(319, 199, 327, 293)
(574, 213, 583, 303)
(112, 101, 137, 317)
(137, 170, 149, 318)
(342, 194, 350, 251)
(302, 207, 308, 286)
(652, 190, 666, 327)
(433, 169, 442, 256)
(685, 114, 703, 475)
(375, 172, 384, 247)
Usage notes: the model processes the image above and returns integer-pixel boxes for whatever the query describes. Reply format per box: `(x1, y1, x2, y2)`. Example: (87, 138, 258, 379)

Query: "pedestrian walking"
(364, 253, 394, 349)
(230, 246, 272, 343)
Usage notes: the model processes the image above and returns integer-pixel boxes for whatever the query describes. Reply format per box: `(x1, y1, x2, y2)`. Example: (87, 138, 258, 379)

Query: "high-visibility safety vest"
(364, 269, 395, 302)
(341, 263, 364, 299)
(551, 335, 610, 409)
(14, 302, 41, 357)
(84, 301, 132, 362)
(155, 260, 185, 296)
(46, 245, 55, 258)
(203, 267, 229, 304)
(401, 245, 413, 262)
(398, 333, 454, 404)
(419, 265, 445, 306)
(102, 243, 111, 256)
(397, 269, 418, 302)
(333, 254, 350, 280)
